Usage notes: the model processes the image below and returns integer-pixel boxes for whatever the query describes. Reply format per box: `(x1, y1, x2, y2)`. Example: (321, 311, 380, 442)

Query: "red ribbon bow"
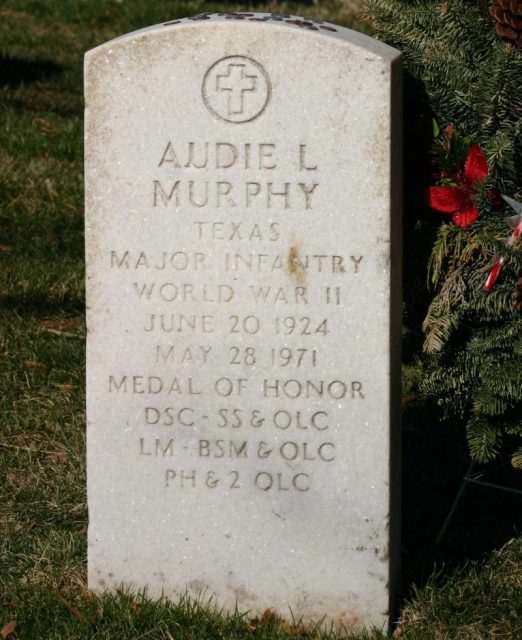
(428, 144, 489, 228)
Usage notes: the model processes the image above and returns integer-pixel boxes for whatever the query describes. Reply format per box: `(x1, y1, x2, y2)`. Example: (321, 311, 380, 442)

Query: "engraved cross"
(216, 64, 257, 116)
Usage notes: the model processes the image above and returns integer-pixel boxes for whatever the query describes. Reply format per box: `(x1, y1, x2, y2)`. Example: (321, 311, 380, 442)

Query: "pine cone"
(490, 0, 522, 48)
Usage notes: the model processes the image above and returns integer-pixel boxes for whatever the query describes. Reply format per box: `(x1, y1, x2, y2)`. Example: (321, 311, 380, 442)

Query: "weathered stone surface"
(85, 12, 402, 632)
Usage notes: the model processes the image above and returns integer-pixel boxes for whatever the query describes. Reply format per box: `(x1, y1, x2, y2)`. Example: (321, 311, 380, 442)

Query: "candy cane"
(483, 196, 522, 293)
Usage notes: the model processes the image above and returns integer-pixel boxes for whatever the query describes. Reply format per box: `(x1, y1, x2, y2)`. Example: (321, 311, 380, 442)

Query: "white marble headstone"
(85, 12, 402, 633)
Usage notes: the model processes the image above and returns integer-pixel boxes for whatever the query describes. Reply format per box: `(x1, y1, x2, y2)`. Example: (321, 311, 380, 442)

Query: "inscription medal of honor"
(85, 12, 402, 634)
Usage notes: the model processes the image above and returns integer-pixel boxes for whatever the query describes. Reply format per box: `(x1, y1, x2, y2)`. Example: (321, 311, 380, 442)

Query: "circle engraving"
(202, 56, 271, 123)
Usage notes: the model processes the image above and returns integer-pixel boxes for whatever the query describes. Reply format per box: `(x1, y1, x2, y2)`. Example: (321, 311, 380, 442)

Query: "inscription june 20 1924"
(85, 13, 401, 633)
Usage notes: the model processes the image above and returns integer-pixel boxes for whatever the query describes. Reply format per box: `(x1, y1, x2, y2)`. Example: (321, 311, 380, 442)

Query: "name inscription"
(153, 141, 319, 210)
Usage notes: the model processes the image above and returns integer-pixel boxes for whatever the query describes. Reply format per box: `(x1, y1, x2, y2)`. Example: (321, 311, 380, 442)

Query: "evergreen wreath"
(363, 0, 522, 468)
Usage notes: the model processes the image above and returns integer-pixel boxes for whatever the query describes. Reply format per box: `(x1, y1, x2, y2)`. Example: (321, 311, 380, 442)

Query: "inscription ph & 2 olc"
(163, 468, 312, 493)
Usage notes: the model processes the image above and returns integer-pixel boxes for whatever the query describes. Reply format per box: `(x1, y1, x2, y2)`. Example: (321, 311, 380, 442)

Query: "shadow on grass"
(0, 54, 82, 116)
(0, 55, 64, 88)
(0, 294, 84, 316)
(401, 404, 522, 593)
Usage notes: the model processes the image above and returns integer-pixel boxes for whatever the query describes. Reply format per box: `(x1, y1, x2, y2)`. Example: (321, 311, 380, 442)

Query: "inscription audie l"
(157, 141, 317, 172)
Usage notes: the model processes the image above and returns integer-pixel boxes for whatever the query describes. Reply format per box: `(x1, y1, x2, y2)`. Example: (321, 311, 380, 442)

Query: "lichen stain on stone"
(372, 544, 389, 562)
(187, 578, 206, 594)
(337, 611, 360, 629)
(231, 584, 258, 602)
(287, 245, 306, 285)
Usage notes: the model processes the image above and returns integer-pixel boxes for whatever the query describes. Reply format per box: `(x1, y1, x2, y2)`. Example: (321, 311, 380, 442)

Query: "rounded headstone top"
(85, 12, 401, 63)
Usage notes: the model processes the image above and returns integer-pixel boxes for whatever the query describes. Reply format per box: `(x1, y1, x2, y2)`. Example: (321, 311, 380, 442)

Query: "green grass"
(1, 588, 382, 640)
(397, 539, 522, 639)
(1, 1, 521, 638)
